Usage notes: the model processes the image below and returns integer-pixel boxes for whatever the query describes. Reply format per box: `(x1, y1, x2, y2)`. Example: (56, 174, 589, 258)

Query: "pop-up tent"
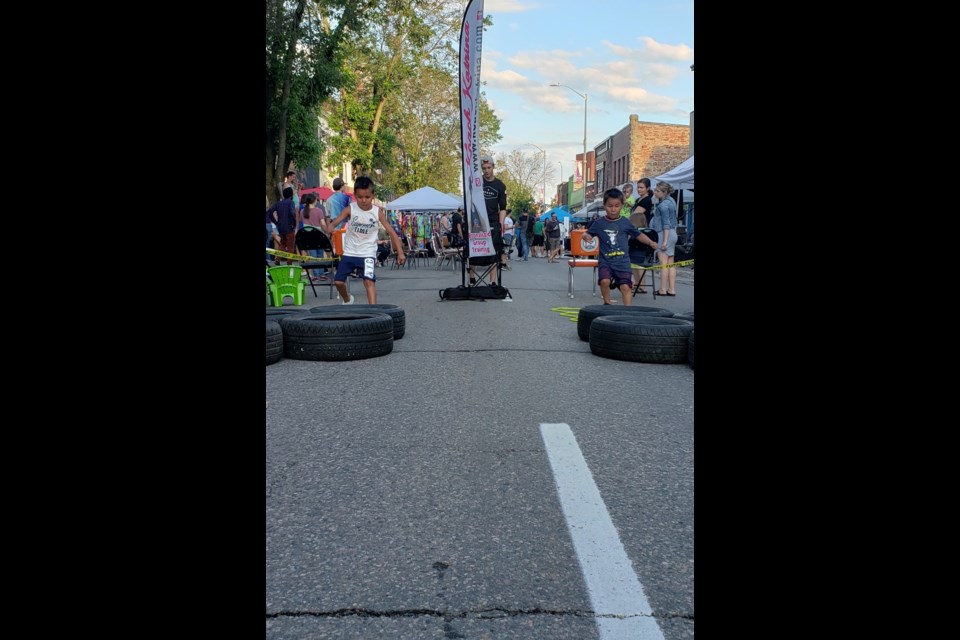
(386, 186, 461, 211)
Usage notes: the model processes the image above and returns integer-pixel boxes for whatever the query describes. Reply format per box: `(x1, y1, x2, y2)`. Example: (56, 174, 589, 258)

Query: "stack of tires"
(266, 304, 406, 365)
(577, 305, 694, 366)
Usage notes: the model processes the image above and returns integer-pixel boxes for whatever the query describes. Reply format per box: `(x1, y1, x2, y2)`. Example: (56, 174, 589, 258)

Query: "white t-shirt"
(502, 216, 515, 235)
(342, 202, 381, 258)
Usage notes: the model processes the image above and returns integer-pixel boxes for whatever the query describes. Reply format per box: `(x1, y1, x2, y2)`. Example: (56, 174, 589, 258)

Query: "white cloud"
(601, 37, 694, 63)
(485, 0, 542, 12)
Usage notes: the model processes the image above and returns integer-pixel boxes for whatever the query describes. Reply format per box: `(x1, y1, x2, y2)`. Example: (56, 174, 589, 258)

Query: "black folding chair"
(295, 226, 339, 299)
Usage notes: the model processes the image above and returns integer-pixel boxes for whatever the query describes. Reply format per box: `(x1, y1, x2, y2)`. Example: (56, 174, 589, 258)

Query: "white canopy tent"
(385, 186, 461, 211)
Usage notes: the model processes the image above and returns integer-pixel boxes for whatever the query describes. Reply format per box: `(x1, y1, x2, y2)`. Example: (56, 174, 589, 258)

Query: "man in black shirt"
(516, 209, 530, 261)
(468, 156, 508, 284)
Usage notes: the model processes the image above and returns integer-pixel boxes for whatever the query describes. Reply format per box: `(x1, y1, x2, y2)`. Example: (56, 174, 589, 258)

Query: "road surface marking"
(540, 422, 666, 640)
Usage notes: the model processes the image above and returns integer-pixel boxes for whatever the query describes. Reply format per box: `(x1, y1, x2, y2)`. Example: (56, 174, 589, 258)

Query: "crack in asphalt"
(266, 608, 693, 621)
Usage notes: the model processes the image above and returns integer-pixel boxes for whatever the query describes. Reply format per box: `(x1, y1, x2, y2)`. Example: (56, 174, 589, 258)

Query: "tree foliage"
(266, 0, 503, 203)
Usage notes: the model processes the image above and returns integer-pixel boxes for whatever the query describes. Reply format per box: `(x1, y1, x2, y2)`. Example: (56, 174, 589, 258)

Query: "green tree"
(265, 0, 373, 202)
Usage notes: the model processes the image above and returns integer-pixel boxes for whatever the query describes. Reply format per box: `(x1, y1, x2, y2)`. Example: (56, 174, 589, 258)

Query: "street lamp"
(523, 142, 547, 209)
(550, 83, 588, 214)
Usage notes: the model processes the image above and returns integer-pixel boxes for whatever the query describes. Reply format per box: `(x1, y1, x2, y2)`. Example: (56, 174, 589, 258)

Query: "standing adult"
(325, 177, 351, 231)
(532, 216, 545, 258)
(451, 207, 465, 243)
(279, 171, 300, 217)
(629, 178, 655, 290)
(650, 182, 679, 296)
(544, 212, 562, 263)
(266, 187, 299, 265)
(516, 209, 530, 261)
(468, 156, 507, 285)
(630, 178, 654, 227)
(502, 211, 515, 265)
(300, 193, 329, 281)
(438, 211, 452, 246)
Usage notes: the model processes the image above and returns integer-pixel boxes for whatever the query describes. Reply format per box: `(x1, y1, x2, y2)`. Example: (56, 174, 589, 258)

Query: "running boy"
(322, 176, 406, 304)
(581, 188, 659, 306)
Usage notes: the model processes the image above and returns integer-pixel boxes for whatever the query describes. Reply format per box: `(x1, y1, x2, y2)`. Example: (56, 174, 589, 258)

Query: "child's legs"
(362, 278, 376, 303)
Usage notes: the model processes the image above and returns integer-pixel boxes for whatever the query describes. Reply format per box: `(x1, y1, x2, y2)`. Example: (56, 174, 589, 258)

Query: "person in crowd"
(629, 178, 655, 291)
(581, 188, 659, 306)
(630, 178, 654, 227)
(279, 171, 299, 215)
(325, 178, 351, 231)
(544, 212, 562, 263)
(451, 207, 465, 245)
(620, 182, 636, 218)
(516, 209, 530, 261)
(438, 211, 452, 246)
(321, 176, 405, 304)
(649, 182, 679, 296)
(266, 187, 300, 265)
(502, 210, 515, 266)
(376, 222, 392, 266)
(299, 193, 329, 282)
(532, 216, 545, 258)
(468, 156, 507, 285)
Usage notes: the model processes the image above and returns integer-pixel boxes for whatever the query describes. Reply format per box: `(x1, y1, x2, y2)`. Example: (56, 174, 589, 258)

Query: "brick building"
(597, 115, 690, 195)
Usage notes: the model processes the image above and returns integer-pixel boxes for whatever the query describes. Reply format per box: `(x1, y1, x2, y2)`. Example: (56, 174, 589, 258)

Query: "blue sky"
(479, 0, 694, 198)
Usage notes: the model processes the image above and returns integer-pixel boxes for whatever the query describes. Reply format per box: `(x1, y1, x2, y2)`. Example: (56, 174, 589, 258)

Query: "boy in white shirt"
(322, 176, 406, 304)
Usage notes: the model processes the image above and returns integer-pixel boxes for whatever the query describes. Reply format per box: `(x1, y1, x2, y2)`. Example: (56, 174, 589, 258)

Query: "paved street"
(266, 253, 694, 639)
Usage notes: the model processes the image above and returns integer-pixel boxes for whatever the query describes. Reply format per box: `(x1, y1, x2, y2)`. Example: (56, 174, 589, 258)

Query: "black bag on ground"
(440, 284, 510, 300)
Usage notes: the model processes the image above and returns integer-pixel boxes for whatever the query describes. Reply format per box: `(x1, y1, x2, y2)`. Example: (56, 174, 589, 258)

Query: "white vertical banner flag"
(459, 0, 493, 257)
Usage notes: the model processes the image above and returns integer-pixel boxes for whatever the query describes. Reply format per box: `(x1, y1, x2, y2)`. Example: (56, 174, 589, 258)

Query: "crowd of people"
(265, 166, 684, 306)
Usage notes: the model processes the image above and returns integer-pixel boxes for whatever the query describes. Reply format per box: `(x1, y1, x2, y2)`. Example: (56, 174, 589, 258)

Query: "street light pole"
(550, 83, 588, 214)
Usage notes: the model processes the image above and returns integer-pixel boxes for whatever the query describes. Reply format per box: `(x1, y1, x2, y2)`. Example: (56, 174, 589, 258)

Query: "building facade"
(597, 115, 690, 194)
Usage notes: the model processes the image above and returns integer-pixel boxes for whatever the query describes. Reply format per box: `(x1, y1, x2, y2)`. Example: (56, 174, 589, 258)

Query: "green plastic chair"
(267, 265, 305, 306)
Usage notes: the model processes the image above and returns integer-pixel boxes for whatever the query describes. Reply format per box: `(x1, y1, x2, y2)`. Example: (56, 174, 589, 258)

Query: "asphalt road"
(267, 253, 694, 639)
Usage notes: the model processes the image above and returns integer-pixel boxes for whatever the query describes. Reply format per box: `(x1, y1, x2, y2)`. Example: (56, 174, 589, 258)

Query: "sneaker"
(342, 294, 355, 305)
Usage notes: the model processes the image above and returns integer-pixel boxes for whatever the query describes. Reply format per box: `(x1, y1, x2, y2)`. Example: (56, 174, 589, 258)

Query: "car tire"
(311, 303, 405, 340)
(280, 313, 394, 361)
(266, 320, 283, 365)
(576, 304, 675, 341)
(588, 315, 694, 364)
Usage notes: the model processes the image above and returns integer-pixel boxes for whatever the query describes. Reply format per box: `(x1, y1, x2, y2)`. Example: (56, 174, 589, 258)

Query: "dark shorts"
(334, 255, 376, 282)
(598, 265, 633, 288)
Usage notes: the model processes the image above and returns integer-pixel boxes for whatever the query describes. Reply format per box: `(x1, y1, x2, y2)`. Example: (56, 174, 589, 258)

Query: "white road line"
(540, 423, 666, 640)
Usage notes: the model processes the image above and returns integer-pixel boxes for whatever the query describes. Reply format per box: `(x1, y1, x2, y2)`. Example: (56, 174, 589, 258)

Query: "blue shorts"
(334, 255, 376, 282)
(598, 265, 633, 288)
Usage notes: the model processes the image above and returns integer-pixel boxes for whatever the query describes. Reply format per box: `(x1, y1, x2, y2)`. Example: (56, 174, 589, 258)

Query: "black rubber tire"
(266, 307, 309, 322)
(589, 315, 694, 364)
(311, 303, 405, 340)
(279, 313, 394, 361)
(688, 330, 694, 369)
(266, 320, 283, 365)
(673, 312, 694, 323)
(576, 305, 675, 341)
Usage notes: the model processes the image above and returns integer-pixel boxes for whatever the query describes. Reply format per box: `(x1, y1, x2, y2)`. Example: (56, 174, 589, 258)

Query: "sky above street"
(479, 0, 694, 197)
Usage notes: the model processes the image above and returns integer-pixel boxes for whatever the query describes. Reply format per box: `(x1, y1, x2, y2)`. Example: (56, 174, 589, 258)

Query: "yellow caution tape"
(636, 259, 694, 270)
(266, 248, 335, 264)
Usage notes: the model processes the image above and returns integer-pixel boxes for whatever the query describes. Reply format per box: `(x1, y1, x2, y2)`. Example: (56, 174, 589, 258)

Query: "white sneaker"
(342, 294, 355, 305)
